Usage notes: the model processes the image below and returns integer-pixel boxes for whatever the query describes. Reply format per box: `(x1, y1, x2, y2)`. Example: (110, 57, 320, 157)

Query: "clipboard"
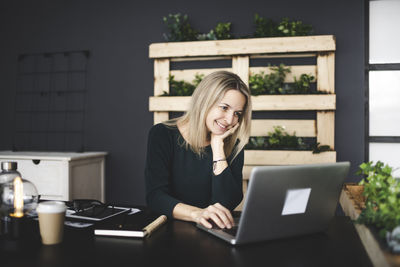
(66, 206, 140, 221)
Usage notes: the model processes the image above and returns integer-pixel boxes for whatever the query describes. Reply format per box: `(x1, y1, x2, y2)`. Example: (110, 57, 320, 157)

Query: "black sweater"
(145, 123, 244, 218)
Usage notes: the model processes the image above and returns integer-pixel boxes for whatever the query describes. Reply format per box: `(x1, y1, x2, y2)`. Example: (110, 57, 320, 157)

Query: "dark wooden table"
(2, 215, 372, 267)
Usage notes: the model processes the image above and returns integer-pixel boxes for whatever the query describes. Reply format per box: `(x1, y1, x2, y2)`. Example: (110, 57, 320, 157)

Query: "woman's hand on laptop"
(192, 203, 234, 229)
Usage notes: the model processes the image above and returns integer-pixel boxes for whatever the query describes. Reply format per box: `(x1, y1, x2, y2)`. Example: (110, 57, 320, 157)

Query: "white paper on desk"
(127, 208, 141, 215)
(65, 221, 94, 228)
(281, 188, 311, 216)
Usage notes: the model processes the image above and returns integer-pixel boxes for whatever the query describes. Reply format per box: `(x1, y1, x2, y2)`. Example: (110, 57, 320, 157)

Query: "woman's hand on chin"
(210, 123, 239, 148)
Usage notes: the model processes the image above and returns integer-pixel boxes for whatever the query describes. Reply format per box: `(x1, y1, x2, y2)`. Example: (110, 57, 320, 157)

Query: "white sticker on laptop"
(281, 188, 311, 216)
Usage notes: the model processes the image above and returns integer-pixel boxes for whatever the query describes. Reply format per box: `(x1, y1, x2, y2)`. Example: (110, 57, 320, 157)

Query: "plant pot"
(344, 183, 366, 211)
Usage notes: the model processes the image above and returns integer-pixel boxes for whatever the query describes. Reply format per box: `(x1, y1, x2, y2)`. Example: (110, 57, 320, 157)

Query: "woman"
(145, 71, 252, 229)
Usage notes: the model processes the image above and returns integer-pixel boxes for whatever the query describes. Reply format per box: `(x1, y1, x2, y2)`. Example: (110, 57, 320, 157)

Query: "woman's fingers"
(221, 123, 240, 139)
(210, 123, 240, 151)
(200, 217, 213, 229)
(231, 123, 240, 132)
(214, 203, 234, 225)
(206, 204, 233, 228)
(230, 123, 240, 133)
(195, 203, 234, 229)
(209, 212, 225, 228)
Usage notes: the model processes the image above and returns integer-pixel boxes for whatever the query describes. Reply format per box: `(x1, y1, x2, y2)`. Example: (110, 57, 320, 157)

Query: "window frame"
(366, 0, 400, 162)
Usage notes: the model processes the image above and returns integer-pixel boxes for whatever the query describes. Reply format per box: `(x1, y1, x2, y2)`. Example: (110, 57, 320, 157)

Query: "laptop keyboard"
(210, 213, 241, 236)
(221, 226, 238, 236)
(211, 222, 238, 235)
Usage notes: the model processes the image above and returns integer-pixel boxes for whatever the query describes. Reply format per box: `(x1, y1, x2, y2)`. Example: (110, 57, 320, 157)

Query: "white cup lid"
(36, 201, 67, 213)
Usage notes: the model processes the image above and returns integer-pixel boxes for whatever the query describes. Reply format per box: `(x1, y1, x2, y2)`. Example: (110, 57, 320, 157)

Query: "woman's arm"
(209, 123, 244, 210)
(210, 150, 244, 210)
(210, 123, 240, 175)
(145, 124, 181, 218)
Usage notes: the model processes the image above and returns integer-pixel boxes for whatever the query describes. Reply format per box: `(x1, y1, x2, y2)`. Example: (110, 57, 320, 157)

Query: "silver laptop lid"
(235, 162, 350, 244)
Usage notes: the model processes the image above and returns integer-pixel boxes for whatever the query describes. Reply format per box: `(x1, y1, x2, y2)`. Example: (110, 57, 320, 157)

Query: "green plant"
(162, 14, 315, 42)
(277, 17, 313, 36)
(197, 22, 234, 40)
(249, 65, 318, 95)
(312, 142, 332, 154)
(356, 161, 400, 237)
(249, 64, 291, 95)
(214, 22, 234, 40)
(265, 64, 291, 94)
(253, 14, 278, 38)
(292, 74, 316, 94)
(267, 126, 305, 149)
(163, 14, 198, 42)
(162, 74, 204, 96)
(196, 31, 217, 41)
(246, 136, 268, 150)
(192, 73, 204, 87)
(248, 72, 267, 96)
(246, 127, 311, 150)
(253, 15, 313, 38)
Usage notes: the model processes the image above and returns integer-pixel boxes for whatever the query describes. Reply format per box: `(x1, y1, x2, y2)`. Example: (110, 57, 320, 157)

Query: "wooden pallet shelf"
(149, 35, 337, 211)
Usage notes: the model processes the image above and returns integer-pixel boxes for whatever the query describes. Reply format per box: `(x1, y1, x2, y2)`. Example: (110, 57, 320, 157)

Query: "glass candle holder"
(0, 176, 39, 238)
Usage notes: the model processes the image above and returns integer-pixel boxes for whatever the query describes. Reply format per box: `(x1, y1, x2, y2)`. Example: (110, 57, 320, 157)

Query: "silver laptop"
(197, 162, 350, 245)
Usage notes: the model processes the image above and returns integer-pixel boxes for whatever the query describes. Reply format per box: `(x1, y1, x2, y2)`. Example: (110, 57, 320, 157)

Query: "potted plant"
(356, 161, 400, 237)
(342, 161, 400, 257)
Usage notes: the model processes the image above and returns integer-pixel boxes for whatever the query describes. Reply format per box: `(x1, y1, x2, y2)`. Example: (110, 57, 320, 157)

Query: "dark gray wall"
(0, 0, 365, 205)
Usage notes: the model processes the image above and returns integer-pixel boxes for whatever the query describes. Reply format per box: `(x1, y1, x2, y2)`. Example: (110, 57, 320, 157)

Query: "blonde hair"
(164, 71, 252, 162)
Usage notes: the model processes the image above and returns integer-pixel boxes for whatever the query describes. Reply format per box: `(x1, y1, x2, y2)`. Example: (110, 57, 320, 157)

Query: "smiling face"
(205, 89, 246, 135)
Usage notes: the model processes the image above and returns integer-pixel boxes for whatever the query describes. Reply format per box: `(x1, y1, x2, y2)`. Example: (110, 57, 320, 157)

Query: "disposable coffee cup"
(36, 201, 67, 245)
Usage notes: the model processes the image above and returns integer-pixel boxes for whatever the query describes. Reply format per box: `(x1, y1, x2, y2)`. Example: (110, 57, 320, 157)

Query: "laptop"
(197, 162, 350, 245)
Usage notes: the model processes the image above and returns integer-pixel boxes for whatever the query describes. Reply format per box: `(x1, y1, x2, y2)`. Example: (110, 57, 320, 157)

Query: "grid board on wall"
(13, 51, 90, 152)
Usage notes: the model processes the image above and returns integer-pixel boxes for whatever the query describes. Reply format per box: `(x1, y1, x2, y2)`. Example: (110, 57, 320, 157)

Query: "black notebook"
(94, 210, 167, 238)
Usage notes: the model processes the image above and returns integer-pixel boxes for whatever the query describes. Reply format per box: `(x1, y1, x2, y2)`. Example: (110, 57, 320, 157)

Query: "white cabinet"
(0, 151, 107, 202)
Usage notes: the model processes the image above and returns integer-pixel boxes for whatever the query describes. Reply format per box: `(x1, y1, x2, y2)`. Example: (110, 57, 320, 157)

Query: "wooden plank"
(149, 35, 336, 58)
(170, 56, 231, 62)
(244, 150, 336, 165)
(251, 119, 316, 137)
(153, 112, 169, 125)
(354, 224, 391, 267)
(149, 96, 190, 111)
(251, 95, 336, 111)
(154, 59, 170, 96)
(317, 111, 335, 148)
(149, 95, 336, 111)
(339, 187, 362, 220)
(250, 65, 316, 83)
(339, 188, 391, 267)
(232, 56, 249, 86)
(170, 68, 231, 82)
(242, 165, 254, 180)
(234, 180, 248, 211)
(170, 53, 316, 61)
(250, 53, 316, 59)
(317, 52, 335, 93)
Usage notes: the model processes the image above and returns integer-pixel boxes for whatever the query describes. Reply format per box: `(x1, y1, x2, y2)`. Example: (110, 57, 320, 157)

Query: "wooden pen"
(143, 215, 167, 237)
